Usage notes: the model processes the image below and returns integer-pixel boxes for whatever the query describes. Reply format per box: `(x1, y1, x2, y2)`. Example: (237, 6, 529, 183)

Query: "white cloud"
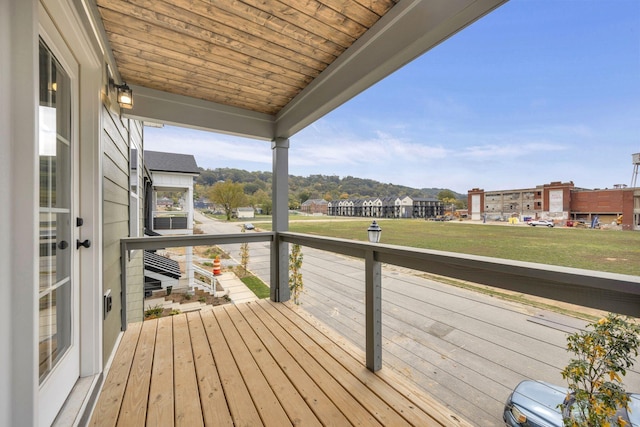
(145, 127, 272, 167)
(457, 141, 567, 160)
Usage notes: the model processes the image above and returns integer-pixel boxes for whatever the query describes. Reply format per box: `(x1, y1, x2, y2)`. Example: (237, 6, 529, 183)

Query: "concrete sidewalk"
(215, 271, 259, 304)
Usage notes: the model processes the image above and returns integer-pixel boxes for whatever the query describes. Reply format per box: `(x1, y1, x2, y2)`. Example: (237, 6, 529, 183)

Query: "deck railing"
(192, 264, 218, 297)
(121, 231, 640, 371)
(152, 211, 189, 230)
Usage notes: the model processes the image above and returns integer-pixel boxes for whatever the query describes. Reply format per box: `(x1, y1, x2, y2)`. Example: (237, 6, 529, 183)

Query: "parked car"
(243, 223, 255, 230)
(503, 380, 640, 427)
(528, 220, 554, 227)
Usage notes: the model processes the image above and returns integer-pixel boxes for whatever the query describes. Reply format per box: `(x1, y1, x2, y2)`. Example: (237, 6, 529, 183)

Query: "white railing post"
(365, 249, 382, 371)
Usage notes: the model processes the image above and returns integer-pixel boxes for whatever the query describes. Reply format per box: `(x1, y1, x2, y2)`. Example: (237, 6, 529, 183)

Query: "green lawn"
(267, 219, 640, 276)
(240, 274, 270, 299)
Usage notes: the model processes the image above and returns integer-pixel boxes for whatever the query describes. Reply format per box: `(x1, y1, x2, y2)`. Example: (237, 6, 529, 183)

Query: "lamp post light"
(365, 219, 382, 371)
(367, 220, 382, 243)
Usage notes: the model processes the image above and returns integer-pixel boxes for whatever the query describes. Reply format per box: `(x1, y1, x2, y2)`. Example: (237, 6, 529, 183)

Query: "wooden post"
(271, 138, 290, 302)
(365, 249, 382, 371)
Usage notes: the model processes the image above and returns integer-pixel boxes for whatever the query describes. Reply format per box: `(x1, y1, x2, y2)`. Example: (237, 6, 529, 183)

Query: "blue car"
(503, 380, 640, 426)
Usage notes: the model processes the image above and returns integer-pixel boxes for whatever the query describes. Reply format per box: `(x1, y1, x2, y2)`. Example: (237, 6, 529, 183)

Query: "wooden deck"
(89, 299, 470, 426)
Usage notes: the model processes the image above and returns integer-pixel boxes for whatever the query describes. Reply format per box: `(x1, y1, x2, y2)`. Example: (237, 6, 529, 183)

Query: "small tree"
(240, 227, 249, 275)
(208, 180, 247, 221)
(289, 244, 303, 305)
(560, 313, 640, 427)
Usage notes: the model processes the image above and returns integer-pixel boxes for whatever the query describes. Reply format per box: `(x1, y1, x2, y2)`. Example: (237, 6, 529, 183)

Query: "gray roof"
(412, 197, 440, 202)
(144, 150, 200, 174)
(144, 251, 181, 279)
(301, 199, 328, 206)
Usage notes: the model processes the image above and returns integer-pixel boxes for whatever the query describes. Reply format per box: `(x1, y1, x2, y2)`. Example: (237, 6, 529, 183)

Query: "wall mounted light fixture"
(113, 81, 133, 109)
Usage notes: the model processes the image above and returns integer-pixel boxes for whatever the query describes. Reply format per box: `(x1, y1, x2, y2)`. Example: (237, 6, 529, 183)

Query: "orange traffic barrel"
(213, 257, 221, 276)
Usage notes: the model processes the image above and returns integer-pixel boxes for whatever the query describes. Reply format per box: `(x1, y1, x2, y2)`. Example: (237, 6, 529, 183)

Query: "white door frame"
(38, 0, 103, 424)
(38, 10, 81, 427)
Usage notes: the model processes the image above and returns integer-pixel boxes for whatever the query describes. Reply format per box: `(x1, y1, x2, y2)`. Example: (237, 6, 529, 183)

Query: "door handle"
(57, 240, 69, 250)
(77, 239, 91, 249)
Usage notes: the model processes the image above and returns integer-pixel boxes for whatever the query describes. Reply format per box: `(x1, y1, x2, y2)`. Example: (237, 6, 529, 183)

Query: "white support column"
(186, 185, 194, 289)
(151, 189, 157, 231)
(186, 246, 194, 291)
(187, 185, 194, 231)
(271, 137, 290, 302)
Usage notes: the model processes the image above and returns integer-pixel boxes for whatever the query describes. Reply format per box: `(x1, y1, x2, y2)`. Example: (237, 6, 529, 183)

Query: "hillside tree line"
(196, 167, 466, 215)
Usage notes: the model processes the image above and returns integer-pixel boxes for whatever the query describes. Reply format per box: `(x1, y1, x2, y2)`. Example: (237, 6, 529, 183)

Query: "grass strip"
(240, 275, 270, 299)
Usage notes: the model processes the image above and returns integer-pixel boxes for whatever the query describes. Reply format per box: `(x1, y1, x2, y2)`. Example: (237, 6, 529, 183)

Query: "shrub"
(289, 244, 303, 305)
(560, 313, 640, 426)
(145, 305, 164, 318)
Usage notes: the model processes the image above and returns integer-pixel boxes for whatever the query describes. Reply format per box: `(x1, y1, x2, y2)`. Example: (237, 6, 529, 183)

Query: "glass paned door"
(39, 38, 73, 382)
(37, 36, 80, 427)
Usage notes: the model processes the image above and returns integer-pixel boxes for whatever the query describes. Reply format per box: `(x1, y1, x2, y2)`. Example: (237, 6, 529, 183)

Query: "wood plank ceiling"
(96, 0, 399, 116)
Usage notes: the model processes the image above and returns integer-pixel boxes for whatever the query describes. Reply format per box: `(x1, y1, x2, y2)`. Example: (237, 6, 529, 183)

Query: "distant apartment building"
(468, 181, 640, 230)
(327, 196, 443, 219)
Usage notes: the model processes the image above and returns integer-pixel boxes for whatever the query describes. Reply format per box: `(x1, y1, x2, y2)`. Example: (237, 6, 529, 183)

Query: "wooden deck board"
(173, 314, 203, 426)
(90, 301, 472, 426)
(224, 303, 322, 426)
(216, 305, 292, 426)
(186, 312, 233, 427)
(90, 321, 142, 427)
(235, 303, 351, 426)
(242, 302, 385, 426)
(117, 319, 156, 425)
(146, 316, 174, 427)
(200, 309, 263, 426)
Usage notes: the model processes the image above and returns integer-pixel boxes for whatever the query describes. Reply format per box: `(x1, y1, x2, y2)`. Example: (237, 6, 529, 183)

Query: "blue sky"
(145, 0, 640, 194)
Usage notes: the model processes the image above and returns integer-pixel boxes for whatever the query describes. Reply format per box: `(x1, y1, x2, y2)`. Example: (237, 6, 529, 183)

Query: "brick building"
(300, 199, 328, 215)
(468, 182, 640, 231)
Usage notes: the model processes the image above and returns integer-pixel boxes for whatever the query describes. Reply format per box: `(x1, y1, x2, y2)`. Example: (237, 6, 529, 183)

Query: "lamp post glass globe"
(367, 220, 382, 243)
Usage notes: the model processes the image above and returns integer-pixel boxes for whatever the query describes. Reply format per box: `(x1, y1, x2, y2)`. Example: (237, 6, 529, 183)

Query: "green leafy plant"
(144, 305, 164, 318)
(289, 244, 304, 305)
(240, 226, 250, 274)
(169, 309, 181, 316)
(560, 313, 640, 427)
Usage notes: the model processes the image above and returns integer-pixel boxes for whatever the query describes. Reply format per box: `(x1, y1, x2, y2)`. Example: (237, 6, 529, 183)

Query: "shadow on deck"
(89, 300, 470, 426)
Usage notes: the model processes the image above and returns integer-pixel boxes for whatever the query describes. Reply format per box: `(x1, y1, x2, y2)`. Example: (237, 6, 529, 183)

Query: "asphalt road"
(193, 212, 640, 426)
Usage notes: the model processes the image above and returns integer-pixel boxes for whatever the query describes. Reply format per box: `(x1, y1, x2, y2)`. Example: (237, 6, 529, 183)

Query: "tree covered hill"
(196, 167, 465, 203)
